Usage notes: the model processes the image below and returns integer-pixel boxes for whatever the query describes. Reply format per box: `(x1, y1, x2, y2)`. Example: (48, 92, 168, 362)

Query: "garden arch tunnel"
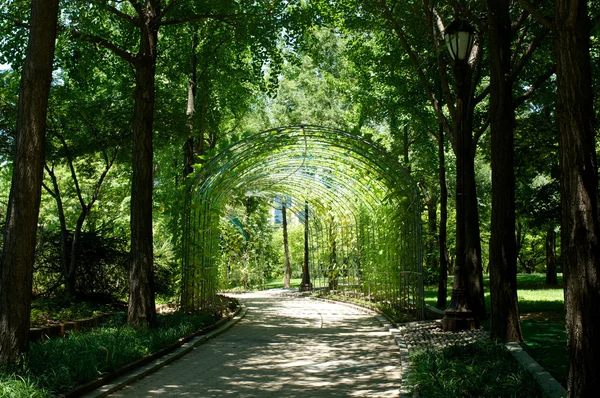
(180, 125, 424, 319)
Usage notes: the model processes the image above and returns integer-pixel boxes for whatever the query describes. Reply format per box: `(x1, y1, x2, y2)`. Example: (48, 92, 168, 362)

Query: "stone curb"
(506, 342, 567, 398)
(79, 305, 248, 398)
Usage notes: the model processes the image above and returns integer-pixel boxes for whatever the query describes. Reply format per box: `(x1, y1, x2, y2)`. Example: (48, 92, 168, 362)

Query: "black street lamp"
(444, 19, 476, 62)
(443, 18, 478, 331)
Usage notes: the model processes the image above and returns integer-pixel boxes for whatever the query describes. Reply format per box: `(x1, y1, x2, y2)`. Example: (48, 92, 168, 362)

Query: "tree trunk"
(437, 123, 448, 308)
(419, 179, 439, 280)
(403, 125, 411, 174)
(427, 191, 438, 272)
(0, 0, 59, 365)
(282, 200, 292, 289)
(328, 216, 338, 291)
(299, 201, 312, 291)
(553, 1, 600, 395)
(463, 143, 486, 320)
(183, 27, 198, 179)
(128, 9, 158, 328)
(44, 165, 71, 296)
(487, 0, 522, 342)
(66, 213, 86, 298)
(545, 228, 557, 285)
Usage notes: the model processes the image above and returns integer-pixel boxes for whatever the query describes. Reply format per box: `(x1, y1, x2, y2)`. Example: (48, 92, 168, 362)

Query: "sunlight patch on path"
(109, 290, 401, 397)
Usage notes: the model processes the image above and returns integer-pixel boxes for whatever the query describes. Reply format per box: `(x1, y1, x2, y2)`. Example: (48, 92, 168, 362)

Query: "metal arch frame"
(181, 125, 424, 319)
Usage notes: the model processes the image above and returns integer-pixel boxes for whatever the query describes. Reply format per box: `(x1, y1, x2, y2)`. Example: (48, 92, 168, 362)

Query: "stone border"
(73, 304, 248, 398)
(29, 313, 115, 342)
(506, 342, 567, 398)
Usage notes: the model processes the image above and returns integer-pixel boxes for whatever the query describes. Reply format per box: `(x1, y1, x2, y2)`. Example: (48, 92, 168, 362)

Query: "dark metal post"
(443, 57, 478, 331)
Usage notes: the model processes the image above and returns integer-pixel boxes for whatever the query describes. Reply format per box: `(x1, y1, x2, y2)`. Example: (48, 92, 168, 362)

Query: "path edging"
(505, 342, 567, 398)
(79, 305, 248, 398)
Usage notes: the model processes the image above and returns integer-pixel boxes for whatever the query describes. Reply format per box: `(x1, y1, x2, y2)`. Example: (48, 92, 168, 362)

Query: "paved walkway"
(109, 290, 402, 397)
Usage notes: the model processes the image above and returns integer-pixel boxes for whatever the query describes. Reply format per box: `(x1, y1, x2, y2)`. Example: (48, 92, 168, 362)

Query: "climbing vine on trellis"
(181, 125, 424, 318)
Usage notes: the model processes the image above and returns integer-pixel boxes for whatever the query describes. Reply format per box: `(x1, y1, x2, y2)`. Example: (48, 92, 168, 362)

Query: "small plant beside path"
(407, 340, 545, 397)
(0, 311, 221, 397)
(424, 273, 567, 388)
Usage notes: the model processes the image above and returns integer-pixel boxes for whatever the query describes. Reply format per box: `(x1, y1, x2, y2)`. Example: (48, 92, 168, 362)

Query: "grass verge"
(406, 340, 546, 398)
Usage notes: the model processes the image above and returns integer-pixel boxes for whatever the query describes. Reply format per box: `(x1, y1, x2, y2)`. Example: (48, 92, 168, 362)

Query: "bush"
(34, 229, 129, 298)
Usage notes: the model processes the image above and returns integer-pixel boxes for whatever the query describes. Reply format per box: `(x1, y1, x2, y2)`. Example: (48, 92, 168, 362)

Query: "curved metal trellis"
(181, 125, 424, 319)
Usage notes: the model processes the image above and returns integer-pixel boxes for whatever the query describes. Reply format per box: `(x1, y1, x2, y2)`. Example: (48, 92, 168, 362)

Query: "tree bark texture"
(128, 7, 158, 328)
(300, 202, 312, 291)
(282, 201, 292, 289)
(553, 0, 600, 395)
(0, 0, 59, 364)
(463, 131, 486, 320)
(437, 123, 448, 308)
(545, 228, 557, 285)
(487, 0, 522, 342)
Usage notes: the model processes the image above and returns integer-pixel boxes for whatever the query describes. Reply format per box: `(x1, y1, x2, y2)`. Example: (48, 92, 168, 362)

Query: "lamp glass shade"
(444, 20, 476, 61)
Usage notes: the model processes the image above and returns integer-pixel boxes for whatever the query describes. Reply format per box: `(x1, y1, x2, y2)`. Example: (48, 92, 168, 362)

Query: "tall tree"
(545, 228, 557, 285)
(282, 199, 292, 288)
(68, 1, 297, 321)
(69, 0, 163, 327)
(0, 0, 59, 364)
(553, 0, 600, 394)
(486, 0, 522, 341)
(299, 201, 312, 291)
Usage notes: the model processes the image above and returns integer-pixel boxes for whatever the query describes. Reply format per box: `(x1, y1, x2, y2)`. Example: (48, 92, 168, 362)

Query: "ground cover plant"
(0, 312, 217, 397)
(0, 373, 48, 398)
(406, 340, 545, 397)
(424, 273, 566, 386)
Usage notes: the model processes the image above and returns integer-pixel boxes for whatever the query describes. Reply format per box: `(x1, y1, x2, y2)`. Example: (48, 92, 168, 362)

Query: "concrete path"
(109, 290, 402, 397)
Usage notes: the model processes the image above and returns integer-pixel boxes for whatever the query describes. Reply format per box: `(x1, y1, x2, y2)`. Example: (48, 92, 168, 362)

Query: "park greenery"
(0, 0, 599, 397)
(2, 311, 217, 397)
(407, 340, 544, 398)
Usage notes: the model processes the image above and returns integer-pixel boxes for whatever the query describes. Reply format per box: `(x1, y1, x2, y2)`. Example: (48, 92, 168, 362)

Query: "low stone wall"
(29, 313, 113, 342)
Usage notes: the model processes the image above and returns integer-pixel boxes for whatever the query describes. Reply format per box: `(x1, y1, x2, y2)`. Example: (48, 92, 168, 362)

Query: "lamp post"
(443, 19, 478, 331)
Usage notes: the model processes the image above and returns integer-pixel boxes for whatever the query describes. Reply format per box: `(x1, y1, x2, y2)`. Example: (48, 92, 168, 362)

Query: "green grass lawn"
(425, 273, 567, 387)
(263, 277, 302, 289)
